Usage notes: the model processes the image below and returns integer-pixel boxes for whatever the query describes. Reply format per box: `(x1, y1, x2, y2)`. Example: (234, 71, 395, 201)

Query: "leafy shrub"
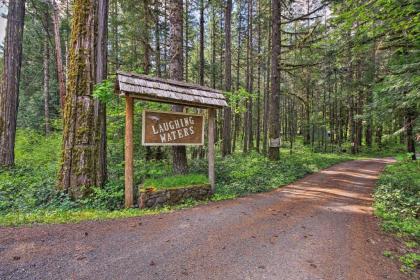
(374, 157, 420, 238)
(0, 130, 65, 212)
(1, 129, 355, 225)
(399, 253, 420, 272)
(190, 146, 353, 197)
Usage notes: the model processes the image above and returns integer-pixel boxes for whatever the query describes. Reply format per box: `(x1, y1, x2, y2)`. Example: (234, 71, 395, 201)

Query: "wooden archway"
(115, 71, 228, 208)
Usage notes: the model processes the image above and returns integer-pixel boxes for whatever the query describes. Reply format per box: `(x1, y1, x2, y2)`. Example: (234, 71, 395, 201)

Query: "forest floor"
(0, 158, 412, 280)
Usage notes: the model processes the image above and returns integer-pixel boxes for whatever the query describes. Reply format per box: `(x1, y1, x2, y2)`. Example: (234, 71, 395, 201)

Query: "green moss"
(58, 0, 101, 196)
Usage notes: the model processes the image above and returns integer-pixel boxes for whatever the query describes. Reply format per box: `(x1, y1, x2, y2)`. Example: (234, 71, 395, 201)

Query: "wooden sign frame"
(141, 110, 205, 146)
(117, 72, 226, 208)
(124, 97, 217, 208)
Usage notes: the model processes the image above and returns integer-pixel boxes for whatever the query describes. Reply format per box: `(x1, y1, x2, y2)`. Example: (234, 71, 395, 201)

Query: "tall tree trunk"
(256, 0, 261, 152)
(155, 0, 162, 77)
(245, 0, 254, 152)
(222, 0, 232, 157)
(349, 96, 356, 154)
(262, 17, 271, 155)
(0, 0, 26, 167)
(232, 0, 242, 152)
(365, 43, 376, 148)
(194, 0, 205, 160)
(199, 0, 205, 86)
(111, 0, 120, 71)
(163, 0, 168, 77)
(268, 0, 281, 161)
(143, 0, 153, 161)
(304, 84, 310, 145)
(184, 0, 189, 81)
(406, 110, 417, 160)
(154, 2, 163, 160)
(50, 0, 66, 111)
(143, 0, 151, 74)
(375, 124, 382, 149)
(243, 0, 252, 153)
(43, 13, 51, 135)
(58, 0, 107, 197)
(169, 0, 188, 174)
(95, 0, 109, 185)
(211, 5, 216, 89)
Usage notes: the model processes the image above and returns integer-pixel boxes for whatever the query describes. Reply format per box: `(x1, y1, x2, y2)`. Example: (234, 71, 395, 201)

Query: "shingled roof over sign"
(115, 71, 228, 108)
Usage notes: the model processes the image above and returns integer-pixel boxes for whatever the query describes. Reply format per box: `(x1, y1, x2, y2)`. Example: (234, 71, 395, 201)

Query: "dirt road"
(0, 159, 408, 280)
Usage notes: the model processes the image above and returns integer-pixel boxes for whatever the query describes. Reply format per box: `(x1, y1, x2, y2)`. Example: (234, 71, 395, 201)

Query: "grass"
(373, 156, 419, 274)
(399, 253, 420, 272)
(0, 129, 411, 227)
(143, 174, 209, 190)
(0, 199, 203, 227)
(374, 157, 420, 238)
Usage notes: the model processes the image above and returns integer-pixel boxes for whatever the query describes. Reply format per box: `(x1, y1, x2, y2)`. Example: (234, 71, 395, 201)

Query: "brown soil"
(0, 158, 411, 280)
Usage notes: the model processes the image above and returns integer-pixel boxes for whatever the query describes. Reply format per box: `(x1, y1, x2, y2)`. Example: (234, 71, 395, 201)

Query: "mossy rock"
(138, 184, 211, 209)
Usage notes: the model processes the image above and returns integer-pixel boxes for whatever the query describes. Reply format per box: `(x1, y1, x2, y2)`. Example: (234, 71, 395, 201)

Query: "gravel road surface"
(0, 158, 409, 280)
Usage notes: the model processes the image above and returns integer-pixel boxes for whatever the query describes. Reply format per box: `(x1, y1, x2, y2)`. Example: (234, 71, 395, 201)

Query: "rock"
(146, 198, 156, 208)
(138, 184, 211, 209)
(156, 196, 167, 204)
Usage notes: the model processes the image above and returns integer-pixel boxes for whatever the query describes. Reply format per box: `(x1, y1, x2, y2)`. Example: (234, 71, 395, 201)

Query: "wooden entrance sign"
(116, 71, 227, 208)
(142, 110, 204, 146)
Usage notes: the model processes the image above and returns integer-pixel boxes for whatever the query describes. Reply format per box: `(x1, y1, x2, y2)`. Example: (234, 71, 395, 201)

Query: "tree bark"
(375, 124, 382, 149)
(256, 0, 261, 152)
(262, 17, 271, 155)
(142, 0, 154, 161)
(0, 0, 26, 167)
(142, 0, 151, 74)
(95, 0, 109, 186)
(110, 0, 120, 71)
(163, 0, 168, 76)
(155, 0, 162, 77)
(232, 0, 242, 153)
(222, 0, 232, 157)
(244, 0, 254, 153)
(211, 5, 216, 89)
(50, 0, 66, 111)
(184, 0, 189, 81)
(199, 0, 205, 86)
(44, 12, 51, 135)
(247, 0, 254, 151)
(268, 0, 281, 160)
(406, 110, 417, 160)
(58, 0, 107, 197)
(169, 0, 188, 174)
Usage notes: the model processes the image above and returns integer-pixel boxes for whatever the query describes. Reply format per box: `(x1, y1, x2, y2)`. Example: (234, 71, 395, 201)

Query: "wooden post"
(125, 96, 134, 208)
(208, 108, 216, 193)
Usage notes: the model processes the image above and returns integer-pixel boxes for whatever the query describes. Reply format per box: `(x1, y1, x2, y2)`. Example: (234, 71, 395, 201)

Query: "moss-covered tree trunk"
(58, 0, 107, 198)
(0, 0, 26, 167)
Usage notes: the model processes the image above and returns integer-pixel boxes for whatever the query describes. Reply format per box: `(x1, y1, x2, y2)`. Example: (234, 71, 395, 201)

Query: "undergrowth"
(374, 156, 420, 274)
(143, 174, 209, 190)
(0, 129, 407, 227)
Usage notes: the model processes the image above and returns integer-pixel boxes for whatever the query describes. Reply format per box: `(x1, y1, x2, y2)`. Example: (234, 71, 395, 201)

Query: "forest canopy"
(0, 0, 418, 200)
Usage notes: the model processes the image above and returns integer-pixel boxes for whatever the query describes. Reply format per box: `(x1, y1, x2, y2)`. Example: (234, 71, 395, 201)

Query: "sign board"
(269, 137, 281, 148)
(142, 110, 204, 146)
